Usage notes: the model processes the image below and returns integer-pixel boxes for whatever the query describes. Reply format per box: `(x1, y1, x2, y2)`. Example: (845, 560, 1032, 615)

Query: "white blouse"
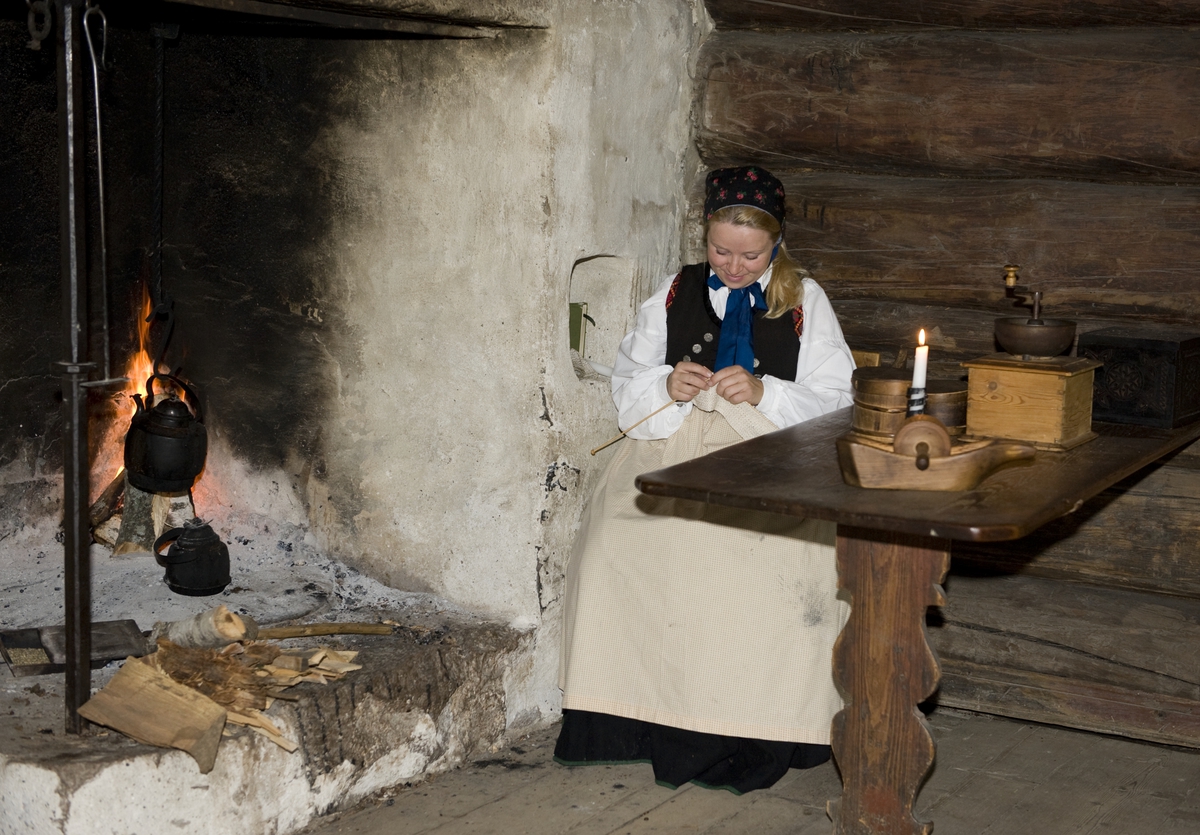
(611, 265, 856, 439)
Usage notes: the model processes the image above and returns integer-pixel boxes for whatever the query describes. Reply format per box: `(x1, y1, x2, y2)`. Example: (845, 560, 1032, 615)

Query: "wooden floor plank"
(966, 731, 1163, 835)
(918, 709, 1036, 809)
(1085, 746, 1200, 835)
(758, 758, 843, 808)
(424, 764, 668, 835)
(564, 773, 728, 835)
(299, 713, 1200, 835)
(609, 785, 753, 835)
(921, 722, 1200, 835)
(700, 793, 834, 835)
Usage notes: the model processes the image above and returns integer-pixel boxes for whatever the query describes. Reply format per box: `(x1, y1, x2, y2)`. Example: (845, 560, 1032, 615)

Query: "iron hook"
(83, 2, 107, 70)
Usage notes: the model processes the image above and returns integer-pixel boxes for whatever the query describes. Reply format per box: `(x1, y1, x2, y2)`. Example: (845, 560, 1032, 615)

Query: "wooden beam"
(933, 574, 1200, 690)
(954, 456, 1200, 598)
(165, 0, 547, 30)
(698, 29, 1200, 182)
(765, 172, 1200, 322)
(937, 660, 1200, 749)
(165, 0, 504, 36)
(928, 574, 1200, 747)
(705, 0, 1200, 32)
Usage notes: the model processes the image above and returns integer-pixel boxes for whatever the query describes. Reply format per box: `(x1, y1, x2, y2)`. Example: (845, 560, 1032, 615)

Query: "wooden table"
(635, 407, 1200, 835)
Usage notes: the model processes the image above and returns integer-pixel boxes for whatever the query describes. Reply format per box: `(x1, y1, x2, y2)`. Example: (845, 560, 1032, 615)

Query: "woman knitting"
(556, 166, 856, 793)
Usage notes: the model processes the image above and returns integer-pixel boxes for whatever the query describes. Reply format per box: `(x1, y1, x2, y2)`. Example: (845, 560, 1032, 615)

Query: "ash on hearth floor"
(1, 506, 474, 636)
(0, 509, 528, 835)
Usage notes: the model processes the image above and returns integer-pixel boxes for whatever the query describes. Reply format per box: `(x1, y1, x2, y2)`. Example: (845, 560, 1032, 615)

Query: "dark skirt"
(553, 709, 831, 795)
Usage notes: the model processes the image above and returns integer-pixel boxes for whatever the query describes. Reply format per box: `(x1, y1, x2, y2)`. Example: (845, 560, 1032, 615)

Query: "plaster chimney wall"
(287, 0, 710, 728)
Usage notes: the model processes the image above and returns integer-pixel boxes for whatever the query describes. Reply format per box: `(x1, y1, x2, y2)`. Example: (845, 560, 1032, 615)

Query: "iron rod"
(56, 0, 93, 735)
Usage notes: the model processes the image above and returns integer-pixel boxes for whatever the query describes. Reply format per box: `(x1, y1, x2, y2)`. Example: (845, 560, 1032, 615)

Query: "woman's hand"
(666, 361, 713, 402)
(711, 365, 764, 406)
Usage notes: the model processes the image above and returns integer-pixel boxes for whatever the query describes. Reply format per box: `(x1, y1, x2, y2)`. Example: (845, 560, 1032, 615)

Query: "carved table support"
(829, 526, 951, 835)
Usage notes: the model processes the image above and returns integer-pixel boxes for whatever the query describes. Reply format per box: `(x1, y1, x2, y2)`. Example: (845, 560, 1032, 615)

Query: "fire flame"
(121, 288, 158, 415)
(93, 288, 160, 491)
(93, 286, 202, 502)
(120, 287, 191, 414)
(918, 328, 926, 347)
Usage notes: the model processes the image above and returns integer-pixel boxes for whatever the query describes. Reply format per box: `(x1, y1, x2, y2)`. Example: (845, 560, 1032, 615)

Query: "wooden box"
(962, 354, 1101, 450)
(1078, 325, 1200, 428)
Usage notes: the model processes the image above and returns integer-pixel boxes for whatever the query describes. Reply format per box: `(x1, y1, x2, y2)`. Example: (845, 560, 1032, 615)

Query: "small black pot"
(154, 519, 231, 597)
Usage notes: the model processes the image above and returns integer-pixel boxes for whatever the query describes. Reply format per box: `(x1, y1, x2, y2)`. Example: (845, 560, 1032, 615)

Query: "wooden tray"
(837, 431, 1036, 491)
(0, 620, 146, 677)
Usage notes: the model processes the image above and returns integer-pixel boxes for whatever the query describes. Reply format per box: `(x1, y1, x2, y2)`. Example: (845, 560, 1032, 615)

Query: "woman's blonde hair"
(707, 206, 807, 319)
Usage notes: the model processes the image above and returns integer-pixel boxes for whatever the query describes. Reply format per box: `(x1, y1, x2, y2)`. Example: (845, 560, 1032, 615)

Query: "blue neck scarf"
(708, 272, 768, 372)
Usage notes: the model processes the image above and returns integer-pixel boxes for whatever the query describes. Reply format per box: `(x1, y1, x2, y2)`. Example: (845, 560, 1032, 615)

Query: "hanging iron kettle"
(154, 518, 231, 597)
(124, 373, 207, 493)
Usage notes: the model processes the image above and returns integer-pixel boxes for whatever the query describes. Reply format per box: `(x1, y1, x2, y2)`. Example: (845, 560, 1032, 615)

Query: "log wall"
(705, 1, 1200, 31)
(700, 30, 1200, 182)
(696, 1, 1200, 745)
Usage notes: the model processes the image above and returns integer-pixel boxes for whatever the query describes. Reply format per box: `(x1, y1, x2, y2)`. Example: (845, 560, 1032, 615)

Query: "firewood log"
(149, 605, 252, 649)
(78, 657, 226, 773)
(88, 469, 125, 528)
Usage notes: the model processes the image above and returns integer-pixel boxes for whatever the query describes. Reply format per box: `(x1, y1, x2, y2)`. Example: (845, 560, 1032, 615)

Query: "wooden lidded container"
(961, 354, 1100, 450)
(851, 367, 967, 438)
(1078, 325, 1200, 428)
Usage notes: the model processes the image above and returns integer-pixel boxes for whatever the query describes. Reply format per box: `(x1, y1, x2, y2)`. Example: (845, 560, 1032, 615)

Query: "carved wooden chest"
(1078, 325, 1200, 428)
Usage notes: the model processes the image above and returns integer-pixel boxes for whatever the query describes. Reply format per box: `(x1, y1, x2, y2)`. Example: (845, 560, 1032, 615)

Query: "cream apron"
(560, 391, 848, 745)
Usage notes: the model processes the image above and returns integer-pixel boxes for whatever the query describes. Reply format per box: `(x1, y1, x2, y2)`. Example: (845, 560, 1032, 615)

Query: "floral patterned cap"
(704, 166, 786, 229)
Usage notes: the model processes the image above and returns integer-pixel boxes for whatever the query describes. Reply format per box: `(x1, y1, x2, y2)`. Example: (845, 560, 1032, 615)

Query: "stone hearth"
(0, 506, 527, 835)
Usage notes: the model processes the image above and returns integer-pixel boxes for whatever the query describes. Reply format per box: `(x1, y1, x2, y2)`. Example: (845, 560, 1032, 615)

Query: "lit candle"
(912, 329, 929, 390)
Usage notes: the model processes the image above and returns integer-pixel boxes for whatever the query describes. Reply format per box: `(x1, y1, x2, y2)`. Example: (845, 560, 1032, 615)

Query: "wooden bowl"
(994, 317, 1076, 357)
(852, 402, 966, 437)
(851, 368, 967, 436)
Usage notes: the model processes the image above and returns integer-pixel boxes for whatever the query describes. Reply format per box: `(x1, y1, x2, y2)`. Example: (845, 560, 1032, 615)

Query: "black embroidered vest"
(664, 263, 803, 379)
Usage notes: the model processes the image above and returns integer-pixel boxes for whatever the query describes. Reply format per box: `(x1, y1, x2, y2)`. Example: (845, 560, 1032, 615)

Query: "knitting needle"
(590, 400, 678, 455)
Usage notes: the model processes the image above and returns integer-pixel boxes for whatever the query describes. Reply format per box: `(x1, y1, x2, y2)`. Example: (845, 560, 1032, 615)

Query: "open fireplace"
(2, 0, 700, 787)
(6, 0, 548, 730)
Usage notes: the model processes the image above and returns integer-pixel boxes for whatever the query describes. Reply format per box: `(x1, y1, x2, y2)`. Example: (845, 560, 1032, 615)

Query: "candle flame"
(918, 329, 926, 347)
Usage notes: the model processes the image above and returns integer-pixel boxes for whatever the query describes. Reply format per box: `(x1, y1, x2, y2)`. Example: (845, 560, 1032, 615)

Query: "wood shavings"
(319, 647, 359, 663)
(89, 633, 367, 757)
(239, 640, 282, 666)
(226, 709, 298, 752)
(246, 725, 298, 751)
(150, 639, 271, 712)
(319, 659, 363, 675)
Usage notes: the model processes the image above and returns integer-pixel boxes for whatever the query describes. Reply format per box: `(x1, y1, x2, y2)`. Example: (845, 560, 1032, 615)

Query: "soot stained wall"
(155, 24, 360, 482)
(0, 10, 369, 499)
(1, 18, 69, 474)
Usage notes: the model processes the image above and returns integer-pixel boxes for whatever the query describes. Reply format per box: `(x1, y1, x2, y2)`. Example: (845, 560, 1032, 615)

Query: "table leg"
(828, 526, 951, 835)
